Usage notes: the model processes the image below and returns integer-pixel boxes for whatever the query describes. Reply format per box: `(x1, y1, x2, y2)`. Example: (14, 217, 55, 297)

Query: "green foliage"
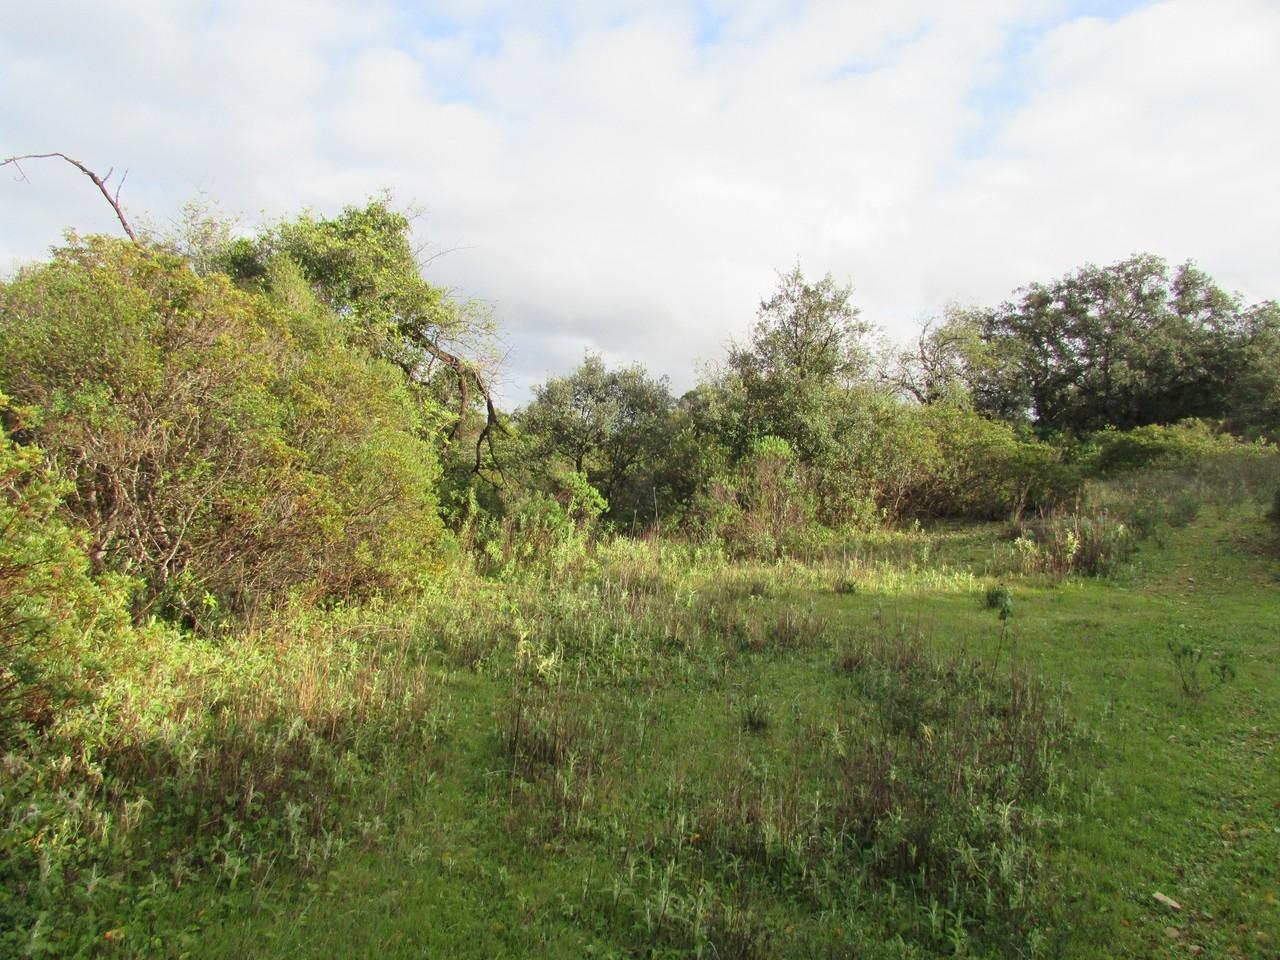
(221, 199, 506, 484)
(0, 408, 132, 741)
(1088, 419, 1250, 476)
(985, 583, 1014, 618)
(970, 255, 1262, 433)
(1226, 300, 1280, 438)
(677, 624, 1078, 956)
(475, 471, 608, 578)
(699, 435, 826, 559)
(821, 392, 1079, 524)
(724, 265, 872, 464)
(1000, 515, 1136, 578)
(0, 237, 446, 619)
(0, 599, 451, 956)
(6, 196, 1280, 958)
(518, 353, 675, 524)
(223, 199, 486, 362)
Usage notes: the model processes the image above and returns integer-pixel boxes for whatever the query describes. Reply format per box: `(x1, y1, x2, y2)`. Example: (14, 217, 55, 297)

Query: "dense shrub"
(1088, 419, 1251, 476)
(820, 393, 1080, 524)
(0, 238, 446, 621)
(697, 435, 829, 559)
(0, 411, 132, 742)
(475, 470, 607, 576)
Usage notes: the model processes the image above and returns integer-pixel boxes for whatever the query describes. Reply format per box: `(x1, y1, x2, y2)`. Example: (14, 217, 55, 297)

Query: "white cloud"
(3, 0, 1277, 402)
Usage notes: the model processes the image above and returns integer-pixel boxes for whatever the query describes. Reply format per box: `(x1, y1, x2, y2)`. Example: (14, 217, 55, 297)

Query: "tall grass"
(2, 601, 452, 954)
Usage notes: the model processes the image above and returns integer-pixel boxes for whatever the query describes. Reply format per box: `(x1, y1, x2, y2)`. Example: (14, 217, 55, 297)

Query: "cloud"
(3, 0, 1277, 403)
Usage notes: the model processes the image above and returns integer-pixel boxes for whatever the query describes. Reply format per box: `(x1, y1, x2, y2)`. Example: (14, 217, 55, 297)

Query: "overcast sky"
(3, 0, 1277, 403)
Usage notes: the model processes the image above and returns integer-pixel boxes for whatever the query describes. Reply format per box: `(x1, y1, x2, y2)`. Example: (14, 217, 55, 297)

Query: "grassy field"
(148, 486, 1279, 959)
(8, 465, 1275, 958)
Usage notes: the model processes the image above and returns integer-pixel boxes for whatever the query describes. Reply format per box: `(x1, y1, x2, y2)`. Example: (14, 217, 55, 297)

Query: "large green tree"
(221, 200, 505, 472)
(519, 353, 675, 522)
(1227, 300, 1280, 438)
(969, 255, 1247, 432)
(725, 265, 873, 462)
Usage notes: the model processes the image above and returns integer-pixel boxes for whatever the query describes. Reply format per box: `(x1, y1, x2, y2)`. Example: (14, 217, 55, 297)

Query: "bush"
(699, 436, 828, 559)
(985, 583, 1013, 616)
(1004, 515, 1136, 577)
(823, 393, 1081, 524)
(477, 470, 607, 577)
(1089, 419, 1250, 476)
(0, 411, 132, 742)
(0, 239, 447, 622)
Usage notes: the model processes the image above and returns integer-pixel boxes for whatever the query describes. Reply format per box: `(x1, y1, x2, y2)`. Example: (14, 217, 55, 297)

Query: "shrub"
(823, 393, 1081, 524)
(700, 436, 827, 559)
(1089, 419, 1253, 476)
(1003, 515, 1135, 577)
(0, 411, 132, 742)
(0, 239, 447, 621)
(985, 583, 1013, 615)
(477, 470, 607, 577)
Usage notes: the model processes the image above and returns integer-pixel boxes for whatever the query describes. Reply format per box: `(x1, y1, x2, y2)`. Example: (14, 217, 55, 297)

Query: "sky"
(3, 0, 1278, 404)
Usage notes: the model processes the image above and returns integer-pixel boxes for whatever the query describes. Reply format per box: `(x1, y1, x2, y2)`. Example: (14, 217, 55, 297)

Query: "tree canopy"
(964, 255, 1260, 433)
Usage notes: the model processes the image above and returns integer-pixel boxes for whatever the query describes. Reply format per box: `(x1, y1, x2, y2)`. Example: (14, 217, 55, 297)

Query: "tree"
(888, 306, 984, 405)
(220, 200, 506, 473)
(971, 255, 1248, 432)
(1227, 300, 1280, 438)
(726, 265, 873, 462)
(519, 354, 675, 522)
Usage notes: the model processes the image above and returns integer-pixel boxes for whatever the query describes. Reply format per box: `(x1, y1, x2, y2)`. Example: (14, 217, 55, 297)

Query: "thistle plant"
(1167, 640, 1235, 699)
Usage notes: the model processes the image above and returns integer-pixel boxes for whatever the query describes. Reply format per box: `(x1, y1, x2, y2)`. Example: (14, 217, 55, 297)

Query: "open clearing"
(188, 503, 1278, 959)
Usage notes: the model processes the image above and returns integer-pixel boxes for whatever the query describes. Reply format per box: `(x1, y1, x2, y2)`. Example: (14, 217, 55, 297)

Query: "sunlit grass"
(7, 461, 1279, 958)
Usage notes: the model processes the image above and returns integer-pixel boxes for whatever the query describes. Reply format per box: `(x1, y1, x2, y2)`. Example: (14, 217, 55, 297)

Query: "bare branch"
(416, 335, 509, 477)
(1, 152, 138, 242)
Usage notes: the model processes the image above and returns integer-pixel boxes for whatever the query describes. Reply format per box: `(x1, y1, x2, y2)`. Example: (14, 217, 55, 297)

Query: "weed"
(1167, 641, 1236, 699)
(985, 584, 1014, 617)
(739, 695, 771, 735)
(1000, 515, 1135, 577)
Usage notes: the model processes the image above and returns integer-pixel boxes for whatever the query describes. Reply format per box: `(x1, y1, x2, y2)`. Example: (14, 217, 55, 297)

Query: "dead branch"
(416, 336, 508, 477)
(2, 152, 138, 242)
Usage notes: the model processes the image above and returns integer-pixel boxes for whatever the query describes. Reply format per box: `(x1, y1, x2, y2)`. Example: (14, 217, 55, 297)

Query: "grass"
(8, 469, 1280, 958)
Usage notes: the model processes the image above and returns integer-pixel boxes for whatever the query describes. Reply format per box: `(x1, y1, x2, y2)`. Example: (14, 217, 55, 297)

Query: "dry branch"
(2, 152, 138, 242)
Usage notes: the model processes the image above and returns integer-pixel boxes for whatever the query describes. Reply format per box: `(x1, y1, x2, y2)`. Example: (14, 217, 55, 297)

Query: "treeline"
(500, 256, 1280, 555)
(2, 199, 1279, 641)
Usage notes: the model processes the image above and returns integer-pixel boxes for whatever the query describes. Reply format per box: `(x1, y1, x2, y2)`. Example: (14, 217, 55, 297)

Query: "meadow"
(5, 209, 1280, 959)
(9, 455, 1276, 959)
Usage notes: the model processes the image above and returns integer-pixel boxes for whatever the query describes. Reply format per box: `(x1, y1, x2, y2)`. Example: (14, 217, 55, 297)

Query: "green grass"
(177, 505, 1277, 958)
(9, 484, 1279, 958)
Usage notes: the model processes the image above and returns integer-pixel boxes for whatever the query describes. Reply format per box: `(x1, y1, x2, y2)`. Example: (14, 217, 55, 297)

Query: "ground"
(178, 502, 1278, 959)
